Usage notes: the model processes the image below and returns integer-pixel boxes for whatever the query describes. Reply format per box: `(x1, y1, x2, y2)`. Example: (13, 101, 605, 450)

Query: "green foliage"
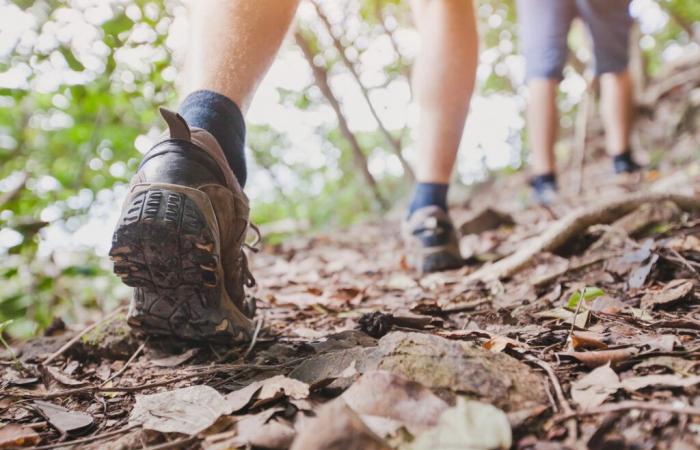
(566, 287, 605, 310)
(0, 0, 697, 338)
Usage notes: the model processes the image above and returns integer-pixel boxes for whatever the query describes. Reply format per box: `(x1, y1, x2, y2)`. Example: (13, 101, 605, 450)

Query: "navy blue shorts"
(516, 0, 633, 80)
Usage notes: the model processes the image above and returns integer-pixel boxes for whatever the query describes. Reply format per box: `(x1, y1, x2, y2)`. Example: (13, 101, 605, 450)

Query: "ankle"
(529, 173, 557, 189)
(408, 182, 449, 217)
(179, 90, 248, 187)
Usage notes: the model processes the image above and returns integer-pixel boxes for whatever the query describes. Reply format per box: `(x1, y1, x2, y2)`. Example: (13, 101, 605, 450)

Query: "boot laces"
(241, 223, 262, 288)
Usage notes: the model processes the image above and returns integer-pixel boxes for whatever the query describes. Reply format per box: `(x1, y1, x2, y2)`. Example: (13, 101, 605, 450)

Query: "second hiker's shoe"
(110, 108, 255, 342)
(613, 151, 641, 174)
(402, 206, 463, 273)
(529, 174, 558, 206)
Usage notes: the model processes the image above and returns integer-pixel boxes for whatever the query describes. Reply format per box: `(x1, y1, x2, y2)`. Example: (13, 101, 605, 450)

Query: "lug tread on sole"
(109, 188, 243, 341)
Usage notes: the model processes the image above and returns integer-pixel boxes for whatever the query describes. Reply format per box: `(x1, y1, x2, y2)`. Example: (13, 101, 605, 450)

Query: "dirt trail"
(3, 57, 700, 449)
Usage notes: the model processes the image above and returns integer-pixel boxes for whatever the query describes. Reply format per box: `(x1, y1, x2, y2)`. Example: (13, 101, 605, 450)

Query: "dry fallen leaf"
(234, 408, 296, 450)
(225, 375, 311, 412)
(570, 332, 608, 351)
(149, 348, 199, 367)
(560, 347, 639, 368)
(129, 385, 231, 435)
(534, 308, 589, 328)
(570, 364, 621, 410)
(634, 356, 699, 376)
(291, 399, 391, 450)
(45, 366, 87, 386)
(483, 336, 528, 353)
(621, 374, 700, 391)
(640, 279, 694, 309)
(341, 370, 449, 436)
(0, 424, 40, 448)
(34, 400, 93, 435)
(256, 375, 310, 403)
(411, 398, 512, 450)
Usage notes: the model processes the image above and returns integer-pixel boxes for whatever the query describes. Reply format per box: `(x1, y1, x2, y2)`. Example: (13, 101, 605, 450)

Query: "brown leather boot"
(402, 206, 463, 273)
(110, 108, 255, 342)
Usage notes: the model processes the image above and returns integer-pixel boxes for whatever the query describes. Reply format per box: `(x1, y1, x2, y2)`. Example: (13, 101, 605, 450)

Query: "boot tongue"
(159, 107, 191, 141)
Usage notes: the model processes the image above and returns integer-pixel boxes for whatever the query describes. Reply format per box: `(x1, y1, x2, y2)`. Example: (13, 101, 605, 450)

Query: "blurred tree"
(0, 0, 697, 337)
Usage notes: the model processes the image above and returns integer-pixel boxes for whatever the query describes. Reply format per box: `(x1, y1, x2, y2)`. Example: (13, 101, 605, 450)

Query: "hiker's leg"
(402, 0, 477, 273)
(599, 70, 633, 156)
(407, 0, 478, 214)
(111, 1, 300, 340)
(526, 79, 558, 177)
(577, 0, 636, 170)
(180, 0, 300, 186)
(517, 0, 576, 179)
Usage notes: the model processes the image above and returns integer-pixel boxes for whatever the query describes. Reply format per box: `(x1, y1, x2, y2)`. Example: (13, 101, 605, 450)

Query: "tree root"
(466, 192, 700, 283)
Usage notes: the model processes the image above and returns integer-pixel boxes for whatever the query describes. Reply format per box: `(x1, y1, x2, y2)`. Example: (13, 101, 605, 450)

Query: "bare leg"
(410, 0, 478, 184)
(599, 69, 633, 156)
(184, 0, 301, 112)
(526, 78, 559, 176)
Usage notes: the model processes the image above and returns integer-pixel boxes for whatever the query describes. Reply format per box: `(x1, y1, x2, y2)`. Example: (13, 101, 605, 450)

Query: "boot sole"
(110, 186, 250, 342)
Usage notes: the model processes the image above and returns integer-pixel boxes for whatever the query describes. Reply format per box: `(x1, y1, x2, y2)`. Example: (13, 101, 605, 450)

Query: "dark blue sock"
(408, 183, 449, 216)
(179, 90, 248, 187)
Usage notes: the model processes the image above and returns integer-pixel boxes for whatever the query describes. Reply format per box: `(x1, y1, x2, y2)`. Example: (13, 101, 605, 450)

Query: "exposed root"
(466, 192, 700, 283)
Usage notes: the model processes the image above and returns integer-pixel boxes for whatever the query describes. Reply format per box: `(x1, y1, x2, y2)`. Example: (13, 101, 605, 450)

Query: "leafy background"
(0, 0, 698, 337)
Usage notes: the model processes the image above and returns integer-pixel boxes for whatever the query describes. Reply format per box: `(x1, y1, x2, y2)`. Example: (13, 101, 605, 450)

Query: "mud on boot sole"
(110, 187, 250, 342)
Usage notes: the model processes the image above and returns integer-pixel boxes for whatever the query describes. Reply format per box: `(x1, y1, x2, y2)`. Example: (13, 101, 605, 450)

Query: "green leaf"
(567, 287, 605, 310)
(59, 47, 85, 71)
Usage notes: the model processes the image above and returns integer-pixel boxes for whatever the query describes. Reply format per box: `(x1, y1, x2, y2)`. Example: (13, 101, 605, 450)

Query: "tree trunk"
(295, 29, 388, 210)
(311, 1, 415, 182)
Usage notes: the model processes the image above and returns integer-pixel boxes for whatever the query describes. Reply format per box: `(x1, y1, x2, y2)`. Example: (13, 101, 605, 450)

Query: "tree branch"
(311, 0, 415, 182)
(294, 29, 388, 209)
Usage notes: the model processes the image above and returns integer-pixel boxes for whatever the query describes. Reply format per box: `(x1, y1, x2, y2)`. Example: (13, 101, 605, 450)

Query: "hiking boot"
(613, 152, 641, 174)
(110, 108, 255, 342)
(529, 174, 558, 206)
(402, 206, 463, 273)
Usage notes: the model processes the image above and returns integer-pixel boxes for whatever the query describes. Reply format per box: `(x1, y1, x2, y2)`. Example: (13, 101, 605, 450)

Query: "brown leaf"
(483, 336, 528, 353)
(234, 408, 296, 450)
(634, 356, 699, 376)
(640, 279, 694, 309)
(289, 347, 372, 387)
(571, 332, 608, 351)
(341, 371, 449, 436)
(628, 254, 659, 289)
(34, 400, 94, 435)
(257, 375, 310, 403)
(149, 348, 198, 367)
(664, 235, 700, 253)
(560, 347, 638, 368)
(588, 296, 627, 315)
(570, 364, 621, 410)
(45, 366, 87, 386)
(224, 383, 262, 413)
(621, 374, 700, 391)
(129, 385, 230, 435)
(226, 375, 311, 412)
(0, 424, 40, 448)
(291, 399, 391, 450)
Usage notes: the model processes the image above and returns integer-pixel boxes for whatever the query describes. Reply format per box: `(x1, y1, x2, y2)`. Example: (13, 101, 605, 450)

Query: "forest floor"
(3, 56, 700, 450)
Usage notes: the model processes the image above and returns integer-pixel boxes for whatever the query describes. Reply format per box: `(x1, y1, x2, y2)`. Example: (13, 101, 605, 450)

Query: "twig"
(243, 316, 264, 360)
(526, 355, 573, 415)
(466, 192, 700, 283)
(526, 355, 578, 441)
(31, 424, 139, 450)
(567, 288, 586, 349)
(141, 436, 198, 450)
(666, 249, 699, 276)
(555, 401, 700, 423)
(19, 359, 304, 400)
(101, 339, 147, 386)
(43, 307, 126, 366)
